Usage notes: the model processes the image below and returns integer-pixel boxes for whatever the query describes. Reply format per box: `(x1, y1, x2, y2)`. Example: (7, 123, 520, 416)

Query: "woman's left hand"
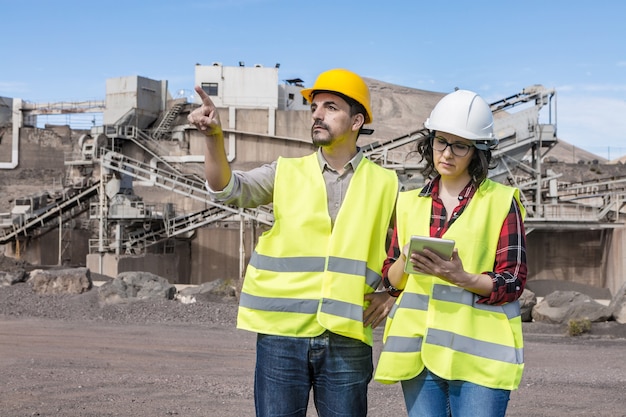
(411, 249, 469, 286)
(411, 249, 491, 296)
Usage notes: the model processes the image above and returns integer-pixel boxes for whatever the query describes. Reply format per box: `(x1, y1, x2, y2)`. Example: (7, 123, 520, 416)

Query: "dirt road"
(1, 315, 625, 417)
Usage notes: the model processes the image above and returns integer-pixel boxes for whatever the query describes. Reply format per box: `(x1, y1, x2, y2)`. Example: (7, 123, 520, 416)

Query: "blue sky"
(2, 0, 625, 159)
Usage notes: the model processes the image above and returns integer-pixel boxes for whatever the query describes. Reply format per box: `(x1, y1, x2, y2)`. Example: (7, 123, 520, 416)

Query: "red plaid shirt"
(383, 177, 527, 305)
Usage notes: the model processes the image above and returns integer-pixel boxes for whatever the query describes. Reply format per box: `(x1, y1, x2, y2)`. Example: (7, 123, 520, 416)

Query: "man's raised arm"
(187, 85, 232, 191)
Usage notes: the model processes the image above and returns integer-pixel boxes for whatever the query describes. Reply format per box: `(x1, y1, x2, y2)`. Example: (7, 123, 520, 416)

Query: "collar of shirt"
(316, 147, 363, 173)
(419, 175, 477, 235)
(418, 175, 476, 201)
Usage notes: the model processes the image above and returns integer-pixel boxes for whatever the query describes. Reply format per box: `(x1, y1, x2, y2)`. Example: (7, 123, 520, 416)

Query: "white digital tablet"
(404, 236, 455, 274)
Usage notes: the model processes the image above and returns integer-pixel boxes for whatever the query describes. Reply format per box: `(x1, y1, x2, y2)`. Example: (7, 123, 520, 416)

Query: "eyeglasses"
(432, 136, 474, 157)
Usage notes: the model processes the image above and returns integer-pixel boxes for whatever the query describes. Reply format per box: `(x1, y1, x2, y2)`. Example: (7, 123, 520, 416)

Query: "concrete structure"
(104, 76, 168, 128)
(0, 96, 12, 124)
(194, 62, 279, 108)
(278, 78, 309, 111)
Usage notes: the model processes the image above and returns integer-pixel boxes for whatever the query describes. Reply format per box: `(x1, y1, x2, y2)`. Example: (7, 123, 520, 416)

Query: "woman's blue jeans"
(254, 331, 373, 417)
(401, 368, 510, 417)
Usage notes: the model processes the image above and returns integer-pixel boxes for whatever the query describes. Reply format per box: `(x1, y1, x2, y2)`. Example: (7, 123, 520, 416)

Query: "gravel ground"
(1, 255, 626, 416)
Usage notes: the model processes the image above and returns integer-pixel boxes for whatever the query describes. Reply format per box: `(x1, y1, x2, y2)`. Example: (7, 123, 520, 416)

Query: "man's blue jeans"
(254, 331, 373, 417)
(401, 368, 510, 417)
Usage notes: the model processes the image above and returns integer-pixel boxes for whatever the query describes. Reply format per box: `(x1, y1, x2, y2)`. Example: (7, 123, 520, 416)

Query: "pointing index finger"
(194, 85, 213, 106)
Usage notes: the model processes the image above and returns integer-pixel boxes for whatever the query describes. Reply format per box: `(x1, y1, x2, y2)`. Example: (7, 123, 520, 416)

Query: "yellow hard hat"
(300, 68, 373, 124)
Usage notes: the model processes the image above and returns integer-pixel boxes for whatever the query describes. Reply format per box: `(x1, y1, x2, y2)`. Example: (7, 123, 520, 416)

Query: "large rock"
(519, 288, 537, 322)
(98, 271, 176, 305)
(177, 278, 236, 304)
(0, 270, 27, 287)
(532, 290, 613, 324)
(28, 267, 92, 295)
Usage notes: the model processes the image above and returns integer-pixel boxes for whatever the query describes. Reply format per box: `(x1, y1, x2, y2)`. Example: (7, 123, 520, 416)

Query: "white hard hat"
(424, 90, 497, 150)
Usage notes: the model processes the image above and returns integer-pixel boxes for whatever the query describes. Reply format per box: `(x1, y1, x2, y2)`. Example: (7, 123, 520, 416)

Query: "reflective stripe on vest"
(433, 284, 521, 320)
(237, 153, 398, 345)
(426, 328, 523, 365)
(248, 252, 382, 290)
(375, 179, 525, 390)
(245, 253, 381, 320)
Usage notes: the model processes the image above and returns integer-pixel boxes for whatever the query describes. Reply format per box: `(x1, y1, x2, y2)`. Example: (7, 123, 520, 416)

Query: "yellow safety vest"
(374, 179, 526, 390)
(237, 153, 398, 345)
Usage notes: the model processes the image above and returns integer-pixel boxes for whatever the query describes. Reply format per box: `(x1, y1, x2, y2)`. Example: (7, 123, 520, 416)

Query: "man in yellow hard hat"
(188, 68, 398, 416)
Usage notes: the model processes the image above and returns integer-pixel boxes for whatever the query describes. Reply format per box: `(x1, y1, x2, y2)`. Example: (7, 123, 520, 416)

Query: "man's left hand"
(363, 292, 395, 329)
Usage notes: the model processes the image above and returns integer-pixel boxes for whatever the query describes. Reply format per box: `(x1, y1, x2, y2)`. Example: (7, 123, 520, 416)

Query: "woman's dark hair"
(417, 132, 497, 186)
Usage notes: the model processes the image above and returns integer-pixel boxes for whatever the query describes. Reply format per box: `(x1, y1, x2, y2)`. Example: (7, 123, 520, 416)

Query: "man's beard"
(311, 123, 333, 146)
(312, 135, 333, 147)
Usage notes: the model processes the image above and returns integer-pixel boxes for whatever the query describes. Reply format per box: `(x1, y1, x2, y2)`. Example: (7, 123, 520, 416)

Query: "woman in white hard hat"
(374, 90, 527, 417)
